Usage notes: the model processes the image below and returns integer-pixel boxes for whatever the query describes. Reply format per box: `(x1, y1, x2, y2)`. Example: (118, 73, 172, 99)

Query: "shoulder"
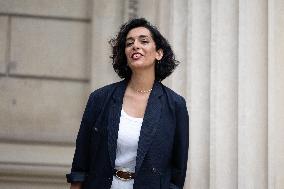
(160, 84, 189, 122)
(160, 83, 186, 107)
(84, 81, 123, 116)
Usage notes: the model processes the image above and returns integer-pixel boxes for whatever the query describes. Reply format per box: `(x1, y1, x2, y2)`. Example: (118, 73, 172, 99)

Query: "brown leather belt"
(114, 168, 135, 181)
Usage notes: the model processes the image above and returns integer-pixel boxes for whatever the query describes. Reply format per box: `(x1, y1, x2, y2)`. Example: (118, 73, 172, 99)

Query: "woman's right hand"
(70, 182, 83, 189)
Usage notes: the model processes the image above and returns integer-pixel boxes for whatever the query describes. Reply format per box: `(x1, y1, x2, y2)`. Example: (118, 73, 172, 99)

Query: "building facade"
(0, 0, 283, 188)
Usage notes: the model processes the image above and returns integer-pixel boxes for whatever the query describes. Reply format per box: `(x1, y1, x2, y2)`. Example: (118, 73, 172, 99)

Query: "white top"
(110, 108, 143, 189)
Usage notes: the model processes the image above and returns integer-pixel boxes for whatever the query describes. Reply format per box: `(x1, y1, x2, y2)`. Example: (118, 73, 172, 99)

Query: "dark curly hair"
(109, 18, 179, 82)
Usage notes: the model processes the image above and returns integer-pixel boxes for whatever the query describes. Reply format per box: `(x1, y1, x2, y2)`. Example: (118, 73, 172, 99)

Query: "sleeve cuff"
(66, 172, 87, 183)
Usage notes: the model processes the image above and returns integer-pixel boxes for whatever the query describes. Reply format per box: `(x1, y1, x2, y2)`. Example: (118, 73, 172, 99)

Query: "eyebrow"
(126, 35, 150, 41)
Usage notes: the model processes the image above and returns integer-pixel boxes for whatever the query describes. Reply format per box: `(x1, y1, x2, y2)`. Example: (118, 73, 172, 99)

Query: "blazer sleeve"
(66, 93, 95, 183)
(170, 96, 189, 189)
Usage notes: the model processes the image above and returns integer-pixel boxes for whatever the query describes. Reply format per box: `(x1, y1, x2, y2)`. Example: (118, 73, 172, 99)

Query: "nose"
(132, 40, 140, 50)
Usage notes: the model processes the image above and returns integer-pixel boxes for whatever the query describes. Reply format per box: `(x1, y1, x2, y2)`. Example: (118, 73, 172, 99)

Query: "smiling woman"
(110, 18, 179, 82)
(125, 27, 163, 73)
(66, 18, 189, 189)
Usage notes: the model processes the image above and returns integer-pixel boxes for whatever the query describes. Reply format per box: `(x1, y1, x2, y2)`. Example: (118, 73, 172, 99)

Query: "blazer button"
(152, 167, 157, 173)
(94, 127, 99, 132)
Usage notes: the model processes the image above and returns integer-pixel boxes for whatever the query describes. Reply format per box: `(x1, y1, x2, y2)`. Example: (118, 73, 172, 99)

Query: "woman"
(67, 18, 189, 189)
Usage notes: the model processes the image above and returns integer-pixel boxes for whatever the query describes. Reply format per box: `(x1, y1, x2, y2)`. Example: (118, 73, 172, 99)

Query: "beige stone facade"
(0, 0, 283, 189)
(0, 1, 91, 188)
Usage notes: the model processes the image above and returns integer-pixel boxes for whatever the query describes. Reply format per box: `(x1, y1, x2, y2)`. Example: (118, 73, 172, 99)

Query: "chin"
(129, 61, 146, 68)
(128, 60, 155, 70)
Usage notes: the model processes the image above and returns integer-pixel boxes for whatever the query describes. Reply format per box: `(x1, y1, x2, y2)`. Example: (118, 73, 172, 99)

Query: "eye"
(141, 40, 149, 44)
(126, 42, 133, 47)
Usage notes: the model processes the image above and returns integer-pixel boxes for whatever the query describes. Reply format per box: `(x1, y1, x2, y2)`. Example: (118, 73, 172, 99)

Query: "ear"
(156, 48, 163, 61)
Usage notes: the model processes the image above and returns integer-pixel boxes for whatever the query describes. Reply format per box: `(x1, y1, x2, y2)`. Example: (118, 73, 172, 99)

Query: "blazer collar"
(135, 83, 163, 174)
(107, 80, 126, 168)
(112, 79, 127, 103)
(107, 80, 164, 172)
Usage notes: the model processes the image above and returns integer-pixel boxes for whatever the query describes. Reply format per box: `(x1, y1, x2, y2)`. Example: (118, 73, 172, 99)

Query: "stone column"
(209, 0, 238, 188)
(268, 0, 284, 188)
(167, 0, 188, 97)
(238, 0, 268, 188)
(187, 0, 211, 188)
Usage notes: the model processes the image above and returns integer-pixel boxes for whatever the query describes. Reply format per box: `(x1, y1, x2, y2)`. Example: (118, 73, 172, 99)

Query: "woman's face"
(125, 27, 163, 71)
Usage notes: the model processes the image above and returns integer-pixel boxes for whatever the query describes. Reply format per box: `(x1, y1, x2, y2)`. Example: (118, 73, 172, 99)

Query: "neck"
(129, 69, 155, 92)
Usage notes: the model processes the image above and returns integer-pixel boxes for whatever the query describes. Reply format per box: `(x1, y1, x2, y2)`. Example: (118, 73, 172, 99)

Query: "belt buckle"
(115, 168, 133, 181)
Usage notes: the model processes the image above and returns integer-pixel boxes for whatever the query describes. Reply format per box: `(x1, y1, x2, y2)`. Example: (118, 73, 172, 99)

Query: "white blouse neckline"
(121, 108, 143, 122)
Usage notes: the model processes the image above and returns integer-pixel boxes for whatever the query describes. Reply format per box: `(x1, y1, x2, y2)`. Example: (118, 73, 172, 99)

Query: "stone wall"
(0, 0, 92, 188)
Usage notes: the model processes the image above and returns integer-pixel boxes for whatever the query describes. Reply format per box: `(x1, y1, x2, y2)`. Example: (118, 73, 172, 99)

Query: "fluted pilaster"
(210, 0, 238, 188)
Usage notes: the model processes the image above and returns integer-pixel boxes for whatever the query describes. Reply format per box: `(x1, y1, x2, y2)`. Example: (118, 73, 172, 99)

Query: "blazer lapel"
(135, 81, 163, 173)
(107, 80, 127, 168)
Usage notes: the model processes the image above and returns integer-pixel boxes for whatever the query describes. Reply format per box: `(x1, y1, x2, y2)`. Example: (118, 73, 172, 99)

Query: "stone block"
(0, 142, 73, 187)
(0, 0, 91, 19)
(0, 182, 68, 189)
(0, 142, 74, 167)
(10, 17, 90, 80)
(0, 142, 74, 186)
(0, 77, 89, 143)
(0, 142, 74, 181)
(0, 16, 8, 74)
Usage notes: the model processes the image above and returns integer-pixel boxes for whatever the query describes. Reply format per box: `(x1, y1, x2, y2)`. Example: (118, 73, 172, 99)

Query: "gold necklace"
(130, 85, 152, 93)
(135, 88, 152, 93)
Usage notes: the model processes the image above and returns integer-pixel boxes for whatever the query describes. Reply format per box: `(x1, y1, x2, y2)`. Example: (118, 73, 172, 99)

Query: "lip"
(131, 52, 143, 59)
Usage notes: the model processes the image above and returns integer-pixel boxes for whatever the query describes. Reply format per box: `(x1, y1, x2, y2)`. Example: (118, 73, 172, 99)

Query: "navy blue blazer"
(66, 80, 189, 189)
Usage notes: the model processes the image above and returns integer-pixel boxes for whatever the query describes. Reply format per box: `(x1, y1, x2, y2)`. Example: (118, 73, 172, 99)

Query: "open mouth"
(131, 52, 143, 59)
